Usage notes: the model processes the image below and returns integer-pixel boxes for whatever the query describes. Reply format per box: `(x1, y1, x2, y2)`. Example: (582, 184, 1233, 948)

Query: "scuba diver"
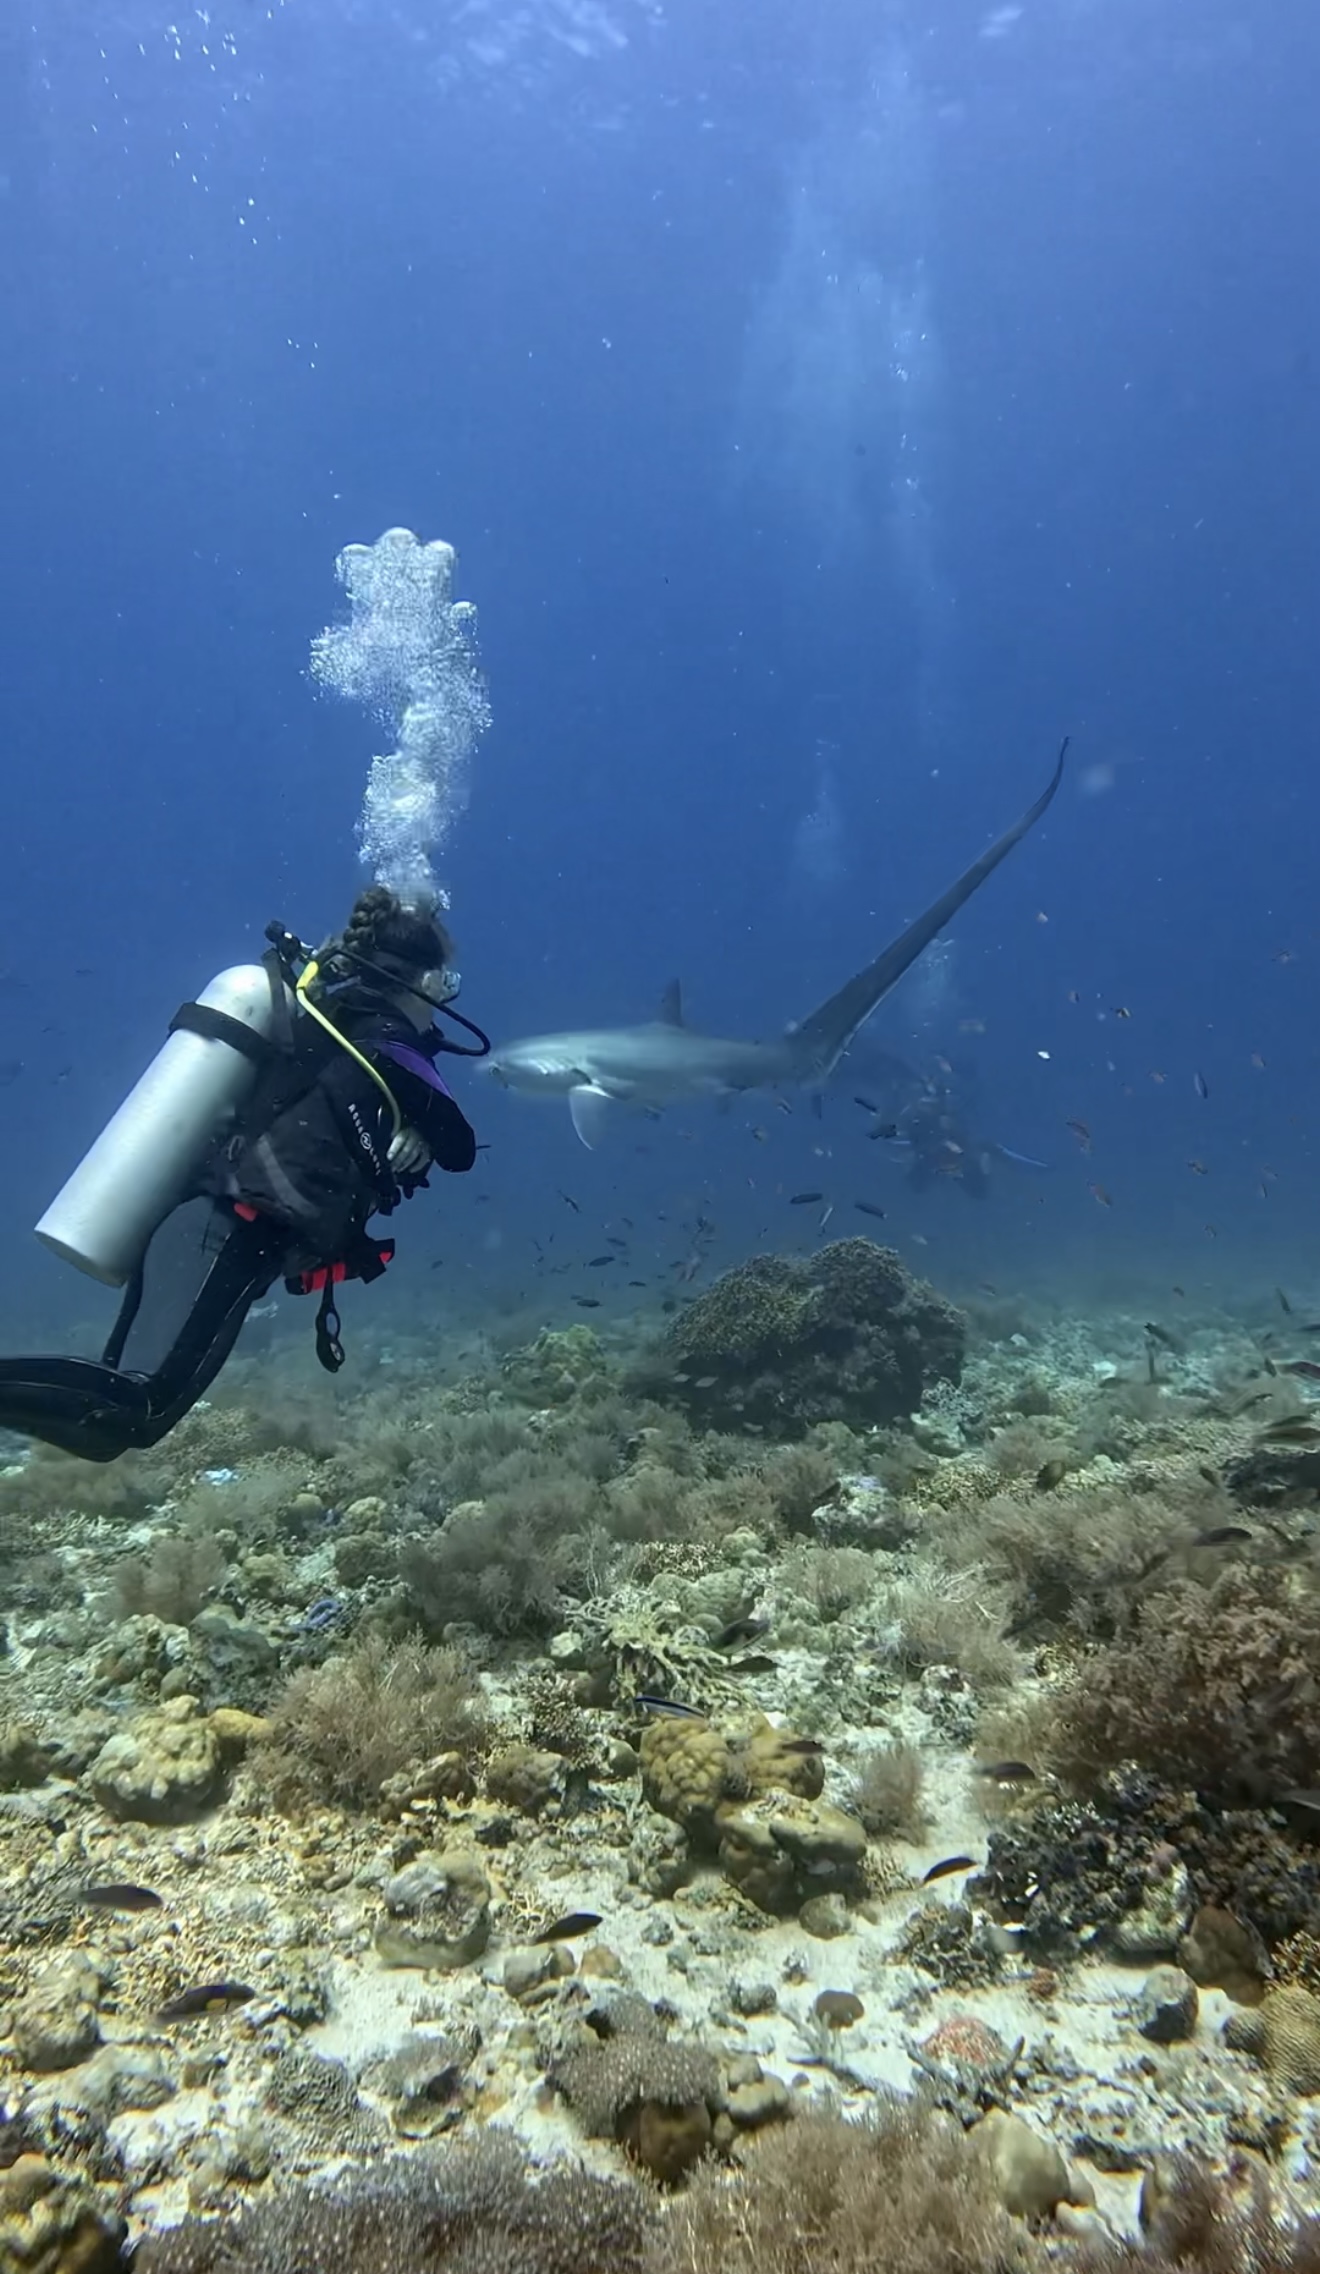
(0, 887, 484, 1463)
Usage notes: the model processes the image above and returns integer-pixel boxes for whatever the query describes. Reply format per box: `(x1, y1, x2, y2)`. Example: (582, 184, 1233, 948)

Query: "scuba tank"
(35, 962, 292, 1287)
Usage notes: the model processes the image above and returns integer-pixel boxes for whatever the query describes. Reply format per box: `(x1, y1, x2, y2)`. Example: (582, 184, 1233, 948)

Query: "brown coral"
(1049, 1569, 1320, 1810)
(1224, 1985, 1320, 2093)
(639, 1719, 733, 1837)
(650, 1239, 964, 1438)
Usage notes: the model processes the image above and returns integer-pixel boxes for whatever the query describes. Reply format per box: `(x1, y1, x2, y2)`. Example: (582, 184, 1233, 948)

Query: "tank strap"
(169, 1001, 275, 1067)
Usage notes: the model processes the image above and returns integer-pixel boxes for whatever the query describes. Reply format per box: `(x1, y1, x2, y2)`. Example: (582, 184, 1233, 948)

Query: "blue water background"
(1, 0, 1317, 1355)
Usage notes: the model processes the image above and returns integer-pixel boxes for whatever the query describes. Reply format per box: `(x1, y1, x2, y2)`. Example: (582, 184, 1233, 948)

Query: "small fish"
(1278, 1287, 1294, 1316)
(1065, 1118, 1092, 1153)
(1034, 1459, 1068, 1491)
(789, 1191, 824, 1205)
(727, 1653, 779, 1675)
(534, 1911, 602, 1943)
(973, 1761, 1037, 1785)
(1187, 1159, 1208, 1176)
(854, 1095, 881, 1113)
(854, 1200, 887, 1219)
(1282, 1361, 1320, 1381)
(83, 1883, 163, 1913)
(817, 1204, 834, 1231)
(692, 1374, 718, 1389)
(1198, 1464, 1221, 1487)
(1189, 1524, 1253, 1549)
(587, 1255, 616, 1267)
(606, 1235, 628, 1248)
(1111, 1006, 1132, 1019)
(1193, 1071, 1209, 1100)
(1278, 1789, 1320, 1814)
(867, 1121, 900, 1140)
(572, 1297, 602, 1309)
(714, 1613, 770, 1649)
(157, 1982, 257, 2022)
(628, 1279, 647, 1287)
(634, 1695, 707, 1720)
(1144, 1322, 1179, 1351)
(922, 1855, 979, 1885)
(0, 1060, 23, 1088)
(781, 1738, 826, 1756)
(558, 1191, 581, 1212)
(1258, 1416, 1320, 1443)
(1089, 1183, 1113, 1208)
(751, 1126, 768, 1142)
(1251, 1052, 1267, 1070)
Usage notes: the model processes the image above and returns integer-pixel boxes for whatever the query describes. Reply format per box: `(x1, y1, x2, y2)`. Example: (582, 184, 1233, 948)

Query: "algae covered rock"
(716, 1796, 867, 1916)
(971, 2110, 1081, 2219)
(374, 1848, 491, 1970)
(654, 1238, 965, 1436)
(0, 2154, 124, 2274)
(88, 1695, 224, 1822)
(11, 1953, 103, 2073)
(0, 1722, 53, 1791)
(1134, 1965, 1199, 2044)
(484, 1743, 562, 1815)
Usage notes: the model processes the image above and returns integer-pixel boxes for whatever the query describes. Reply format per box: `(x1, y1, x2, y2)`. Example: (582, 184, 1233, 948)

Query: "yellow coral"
(639, 1719, 732, 1834)
(741, 1721, 826, 1803)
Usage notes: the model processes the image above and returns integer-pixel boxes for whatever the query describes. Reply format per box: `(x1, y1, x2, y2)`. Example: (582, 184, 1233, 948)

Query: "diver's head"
(324, 886, 458, 1030)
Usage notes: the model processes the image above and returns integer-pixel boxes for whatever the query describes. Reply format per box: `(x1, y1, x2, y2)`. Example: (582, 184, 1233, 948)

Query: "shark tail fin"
(784, 739, 1068, 1085)
(658, 980, 685, 1026)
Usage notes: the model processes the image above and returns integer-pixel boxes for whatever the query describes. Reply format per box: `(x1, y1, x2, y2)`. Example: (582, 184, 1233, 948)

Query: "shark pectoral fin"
(568, 1084, 621, 1149)
(996, 1144, 1053, 1171)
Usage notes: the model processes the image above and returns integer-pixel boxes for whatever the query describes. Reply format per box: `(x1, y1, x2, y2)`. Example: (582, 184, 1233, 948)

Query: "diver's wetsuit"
(0, 1011, 476, 1462)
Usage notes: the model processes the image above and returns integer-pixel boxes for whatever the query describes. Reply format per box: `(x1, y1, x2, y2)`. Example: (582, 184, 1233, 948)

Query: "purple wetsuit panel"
(376, 1040, 454, 1099)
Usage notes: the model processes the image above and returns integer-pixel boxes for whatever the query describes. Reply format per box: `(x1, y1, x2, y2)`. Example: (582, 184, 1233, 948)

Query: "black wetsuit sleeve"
(388, 1064, 477, 1173)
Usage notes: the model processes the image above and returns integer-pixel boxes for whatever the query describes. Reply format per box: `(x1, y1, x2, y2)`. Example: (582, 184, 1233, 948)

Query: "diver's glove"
(388, 1125, 432, 1179)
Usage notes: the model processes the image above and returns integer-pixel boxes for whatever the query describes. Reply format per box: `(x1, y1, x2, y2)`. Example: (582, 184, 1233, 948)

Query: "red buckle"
(232, 1201, 260, 1222)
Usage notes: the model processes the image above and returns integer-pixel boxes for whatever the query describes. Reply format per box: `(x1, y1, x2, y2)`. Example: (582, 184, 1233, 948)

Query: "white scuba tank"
(35, 963, 289, 1287)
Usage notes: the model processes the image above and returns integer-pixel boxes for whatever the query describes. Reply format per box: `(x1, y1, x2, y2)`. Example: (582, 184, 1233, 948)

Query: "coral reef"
(647, 1238, 965, 1436)
(10, 1288, 1320, 2266)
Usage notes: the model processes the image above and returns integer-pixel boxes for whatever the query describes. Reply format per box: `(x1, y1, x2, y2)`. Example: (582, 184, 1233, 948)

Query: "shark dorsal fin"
(658, 979, 685, 1026)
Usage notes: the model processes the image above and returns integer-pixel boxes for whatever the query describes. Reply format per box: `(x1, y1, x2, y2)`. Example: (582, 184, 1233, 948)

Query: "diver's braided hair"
(327, 886, 455, 992)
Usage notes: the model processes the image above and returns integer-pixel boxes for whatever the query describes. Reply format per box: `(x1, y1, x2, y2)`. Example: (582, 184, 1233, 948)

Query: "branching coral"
(250, 1635, 489, 1813)
(849, 1739, 928, 1839)
(111, 1532, 228, 1626)
(1049, 1569, 1320, 1809)
(649, 2097, 1036, 2274)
